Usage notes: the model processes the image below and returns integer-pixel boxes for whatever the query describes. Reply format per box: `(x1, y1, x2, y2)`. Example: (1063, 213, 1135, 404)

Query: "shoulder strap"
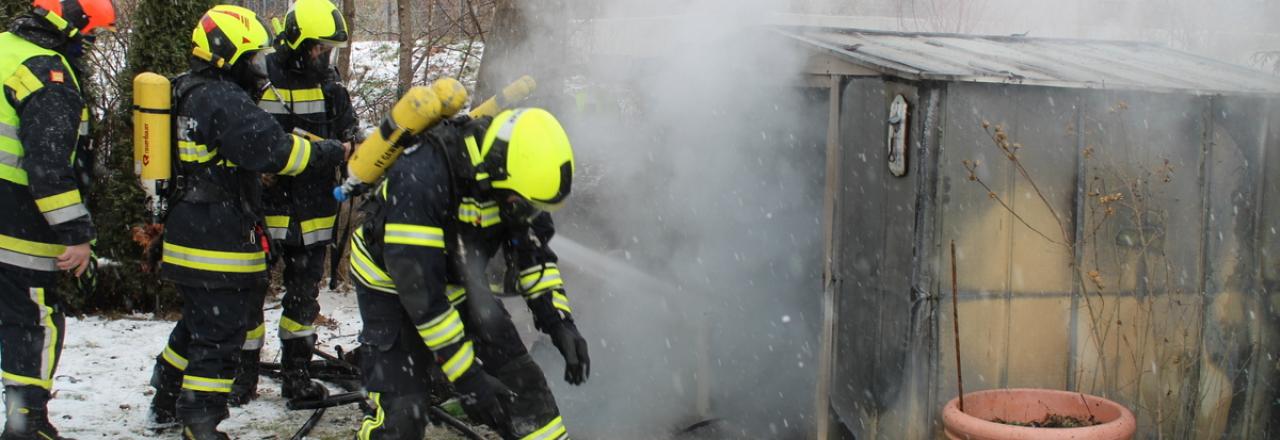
(172, 72, 211, 102)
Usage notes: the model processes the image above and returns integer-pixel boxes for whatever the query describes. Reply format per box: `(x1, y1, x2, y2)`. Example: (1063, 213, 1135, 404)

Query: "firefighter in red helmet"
(0, 0, 115, 438)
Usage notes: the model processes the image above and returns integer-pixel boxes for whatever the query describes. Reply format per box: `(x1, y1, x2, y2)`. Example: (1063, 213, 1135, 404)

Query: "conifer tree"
(83, 0, 215, 312)
(0, 0, 26, 26)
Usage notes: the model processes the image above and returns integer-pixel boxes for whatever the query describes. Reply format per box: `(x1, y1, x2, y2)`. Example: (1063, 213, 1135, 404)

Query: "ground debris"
(991, 414, 1100, 428)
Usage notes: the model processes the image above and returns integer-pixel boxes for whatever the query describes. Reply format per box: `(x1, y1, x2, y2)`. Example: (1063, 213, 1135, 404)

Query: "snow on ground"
(49, 288, 487, 440)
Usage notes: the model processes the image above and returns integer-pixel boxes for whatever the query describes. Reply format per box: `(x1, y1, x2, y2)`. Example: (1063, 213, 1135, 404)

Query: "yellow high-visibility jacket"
(0, 29, 93, 283)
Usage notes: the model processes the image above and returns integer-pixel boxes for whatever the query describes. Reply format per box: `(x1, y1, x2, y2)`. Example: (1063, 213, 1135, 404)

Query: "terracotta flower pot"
(942, 388, 1136, 440)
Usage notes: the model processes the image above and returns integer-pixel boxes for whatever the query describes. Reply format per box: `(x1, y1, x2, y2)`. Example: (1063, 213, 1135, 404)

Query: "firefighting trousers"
(243, 244, 326, 351)
(0, 268, 64, 403)
(155, 283, 254, 425)
(355, 285, 564, 440)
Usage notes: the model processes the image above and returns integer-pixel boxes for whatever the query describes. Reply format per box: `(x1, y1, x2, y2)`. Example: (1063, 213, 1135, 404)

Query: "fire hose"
(258, 345, 483, 440)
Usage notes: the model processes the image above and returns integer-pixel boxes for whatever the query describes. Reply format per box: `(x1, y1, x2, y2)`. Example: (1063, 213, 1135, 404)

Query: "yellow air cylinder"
(335, 82, 457, 201)
(469, 75, 536, 118)
(432, 77, 468, 118)
(133, 72, 171, 180)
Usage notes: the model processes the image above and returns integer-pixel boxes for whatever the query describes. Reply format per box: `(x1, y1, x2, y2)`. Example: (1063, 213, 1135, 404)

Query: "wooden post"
(696, 318, 711, 418)
(815, 73, 844, 440)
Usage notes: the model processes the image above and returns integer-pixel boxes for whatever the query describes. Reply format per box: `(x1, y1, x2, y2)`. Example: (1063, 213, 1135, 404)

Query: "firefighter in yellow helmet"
(350, 108, 586, 439)
(144, 5, 347, 439)
(0, 0, 114, 438)
(230, 0, 356, 406)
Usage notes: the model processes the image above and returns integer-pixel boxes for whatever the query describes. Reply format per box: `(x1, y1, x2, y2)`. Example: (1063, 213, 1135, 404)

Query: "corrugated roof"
(781, 27, 1280, 96)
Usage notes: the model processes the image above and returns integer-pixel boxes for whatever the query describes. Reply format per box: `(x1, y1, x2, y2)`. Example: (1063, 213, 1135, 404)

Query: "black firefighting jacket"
(258, 51, 358, 248)
(160, 66, 343, 289)
(349, 117, 575, 383)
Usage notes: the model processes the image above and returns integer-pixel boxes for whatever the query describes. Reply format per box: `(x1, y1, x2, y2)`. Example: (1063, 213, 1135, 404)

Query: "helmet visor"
(315, 38, 347, 49)
(246, 49, 271, 78)
(526, 198, 565, 214)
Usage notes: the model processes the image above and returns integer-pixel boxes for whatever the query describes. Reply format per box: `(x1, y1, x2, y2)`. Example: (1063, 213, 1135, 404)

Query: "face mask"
(306, 49, 330, 74)
(65, 36, 94, 58)
(499, 196, 545, 225)
(302, 45, 336, 80)
(248, 51, 270, 79)
(232, 51, 269, 94)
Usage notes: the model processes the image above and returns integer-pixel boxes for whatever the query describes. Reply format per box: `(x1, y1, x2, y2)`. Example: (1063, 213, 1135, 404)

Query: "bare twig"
(982, 124, 1073, 245)
(1079, 393, 1095, 422)
(951, 241, 965, 413)
(962, 160, 1065, 246)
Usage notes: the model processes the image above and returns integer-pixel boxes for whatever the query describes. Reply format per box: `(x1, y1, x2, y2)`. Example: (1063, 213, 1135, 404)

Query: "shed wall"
(831, 80, 1280, 438)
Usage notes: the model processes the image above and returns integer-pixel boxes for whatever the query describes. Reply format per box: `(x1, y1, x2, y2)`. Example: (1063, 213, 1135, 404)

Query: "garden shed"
(789, 26, 1280, 439)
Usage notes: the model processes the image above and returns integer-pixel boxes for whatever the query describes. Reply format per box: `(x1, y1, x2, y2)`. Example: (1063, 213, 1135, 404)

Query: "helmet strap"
(192, 47, 227, 69)
(34, 7, 79, 39)
(478, 136, 509, 182)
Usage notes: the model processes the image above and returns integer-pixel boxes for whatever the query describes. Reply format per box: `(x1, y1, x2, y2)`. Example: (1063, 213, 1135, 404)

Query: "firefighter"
(350, 108, 589, 439)
(0, 0, 114, 438)
(144, 5, 346, 439)
(230, 0, 356, 406)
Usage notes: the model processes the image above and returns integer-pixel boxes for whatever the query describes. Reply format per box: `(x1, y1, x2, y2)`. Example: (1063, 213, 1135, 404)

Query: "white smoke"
(484, 0, 827, 438)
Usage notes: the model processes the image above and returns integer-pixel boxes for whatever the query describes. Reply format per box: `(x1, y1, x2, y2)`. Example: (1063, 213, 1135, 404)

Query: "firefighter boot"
(147, 360, 183, 431)
(494, 354, 561, 438)
(180, 422, 230, 440)
(280, 336, 326, 401)
(228, 349, 260, 407)
(1, 386, 71, 440)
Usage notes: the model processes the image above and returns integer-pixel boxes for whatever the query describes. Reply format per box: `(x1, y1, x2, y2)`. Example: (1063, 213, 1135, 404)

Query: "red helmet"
(31, 0, 117, 37)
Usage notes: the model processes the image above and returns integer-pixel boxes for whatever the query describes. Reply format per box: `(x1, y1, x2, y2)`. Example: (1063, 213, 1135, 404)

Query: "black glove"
(453, 371, 515, 435)
(312, 138, 347, 168)
(549, 321, 590, 385)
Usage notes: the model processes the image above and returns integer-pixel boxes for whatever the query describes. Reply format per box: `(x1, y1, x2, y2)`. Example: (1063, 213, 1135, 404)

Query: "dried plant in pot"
(942, 389, 1136, 440)
(943, 118, 1151, 440)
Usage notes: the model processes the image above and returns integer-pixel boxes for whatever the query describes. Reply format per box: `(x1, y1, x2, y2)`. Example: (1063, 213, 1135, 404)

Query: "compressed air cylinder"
(349, 86, 441, 184)
(469, 75, 536, 118)
(335, 78, 469, 201)
(133, 72, 171, 180)
(432, 77, 468, 117)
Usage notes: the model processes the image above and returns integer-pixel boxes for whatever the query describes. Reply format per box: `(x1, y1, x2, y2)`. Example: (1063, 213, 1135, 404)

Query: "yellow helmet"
(191, 5, 271, 70)
(477, 108, 575, 213)
(275, 0, 348, 50)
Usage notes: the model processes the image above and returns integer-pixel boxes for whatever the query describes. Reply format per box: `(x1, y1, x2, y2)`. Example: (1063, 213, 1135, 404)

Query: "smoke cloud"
(483, 0, 828, 438)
